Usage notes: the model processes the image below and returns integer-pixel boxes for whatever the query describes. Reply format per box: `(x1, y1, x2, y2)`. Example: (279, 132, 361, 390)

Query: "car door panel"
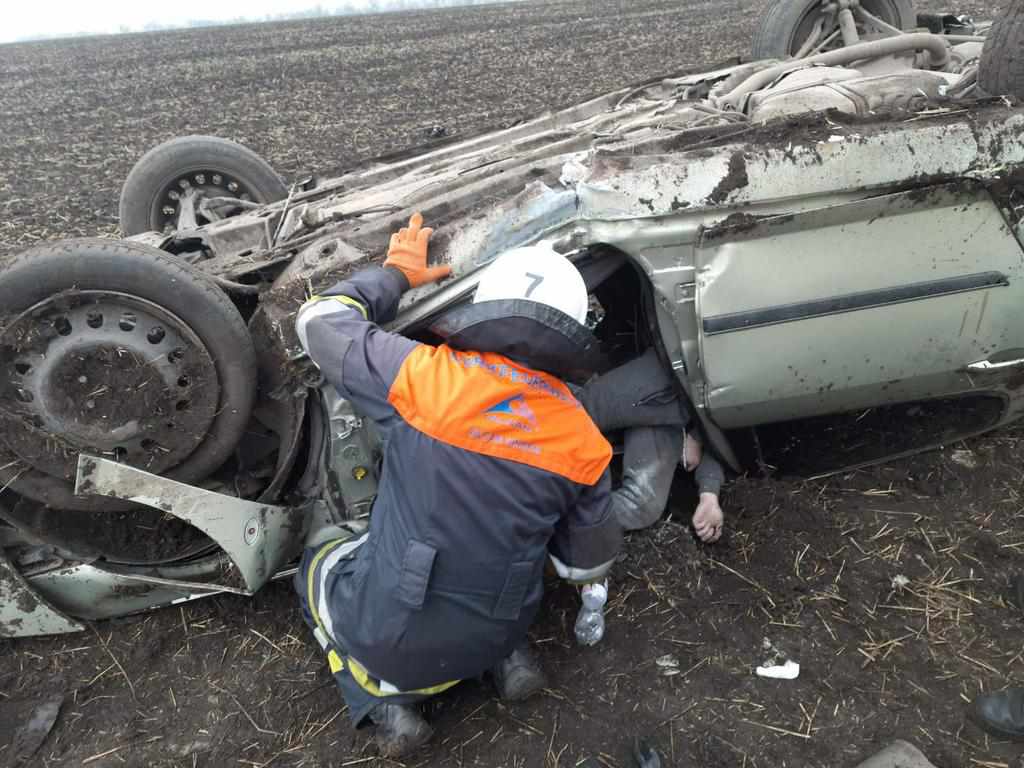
(696, 184, 1024, 429)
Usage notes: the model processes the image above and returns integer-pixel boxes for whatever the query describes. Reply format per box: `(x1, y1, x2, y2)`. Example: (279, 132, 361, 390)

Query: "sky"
(2, 0, 374, 43)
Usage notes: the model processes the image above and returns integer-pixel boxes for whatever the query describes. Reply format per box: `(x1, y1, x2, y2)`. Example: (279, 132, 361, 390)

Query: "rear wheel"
(752, 0, 917, 60)
(0, 239, 257, 563)
(119, 135, 288, 236)
(979, 0, 1024, 100)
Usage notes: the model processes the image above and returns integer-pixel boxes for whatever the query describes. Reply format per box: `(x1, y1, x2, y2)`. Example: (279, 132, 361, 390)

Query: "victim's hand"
(693, 492, 724, 543)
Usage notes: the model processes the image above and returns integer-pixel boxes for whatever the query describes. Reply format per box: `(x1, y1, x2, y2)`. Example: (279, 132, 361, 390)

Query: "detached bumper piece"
(0, 550, 85, 638)
(75, 455, 305, 593)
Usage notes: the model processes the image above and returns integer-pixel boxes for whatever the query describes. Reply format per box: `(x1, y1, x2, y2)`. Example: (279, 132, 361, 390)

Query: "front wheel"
(118, 135, 288, 236)
(0, 239, 257, 521)
(752, 0, 917, 60)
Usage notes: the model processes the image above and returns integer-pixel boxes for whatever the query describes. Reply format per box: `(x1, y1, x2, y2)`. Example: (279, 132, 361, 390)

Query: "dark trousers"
(615, 426, 686, 531)
(294, 539, 457, 726)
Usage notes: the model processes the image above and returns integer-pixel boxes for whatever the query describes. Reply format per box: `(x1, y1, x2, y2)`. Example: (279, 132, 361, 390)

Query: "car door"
(695, 183, 1024, 430)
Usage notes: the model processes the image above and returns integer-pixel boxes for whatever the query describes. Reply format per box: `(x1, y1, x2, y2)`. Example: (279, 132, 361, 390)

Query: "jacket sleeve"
(548, 469, 623, 584)
(295, 266, 419, 427)
(694, 452, 725, 496)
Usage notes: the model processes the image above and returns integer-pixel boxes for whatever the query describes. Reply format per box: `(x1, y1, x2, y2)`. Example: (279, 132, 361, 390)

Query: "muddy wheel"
(0, 239, 257, 531)
(979, 1, 1024, 100)
(752, 0, 917, 60)
(118, 135, 288, 236)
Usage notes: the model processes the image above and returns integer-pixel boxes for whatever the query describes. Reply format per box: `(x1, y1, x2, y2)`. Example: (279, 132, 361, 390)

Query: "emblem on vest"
(484, 395, 538, 433)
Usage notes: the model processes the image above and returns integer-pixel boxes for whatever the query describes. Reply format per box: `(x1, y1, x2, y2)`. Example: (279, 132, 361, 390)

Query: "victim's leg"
(612, 426, 685, 531)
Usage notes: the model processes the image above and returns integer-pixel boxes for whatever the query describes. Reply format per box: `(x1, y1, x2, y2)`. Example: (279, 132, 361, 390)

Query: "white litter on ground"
(656, 654, 680, 676)
(756, 638, 799, 680)
(756, 660, 800, 680)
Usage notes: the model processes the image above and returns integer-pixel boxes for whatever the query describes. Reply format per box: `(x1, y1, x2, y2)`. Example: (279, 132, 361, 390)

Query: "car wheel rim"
(0, 290, 225, 565)
(154, 169, 257, 233)
(0, 291, 221, 496)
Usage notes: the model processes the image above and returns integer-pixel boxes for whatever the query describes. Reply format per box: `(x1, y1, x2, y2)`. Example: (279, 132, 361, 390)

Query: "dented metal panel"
(26, 559, 230, 621)
(251, 105, 1024, 392)
(573, 116, 1024, 221)
(75, 456, 305, 593)
(696, 185, 1024, 428)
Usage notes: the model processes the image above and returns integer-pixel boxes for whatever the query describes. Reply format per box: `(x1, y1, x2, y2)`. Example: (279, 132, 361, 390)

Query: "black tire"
(979, 1, 1024, 100)
(118, 135, 287, 236)
(752, 0, 917, 60)
(0, 238, 257, 510)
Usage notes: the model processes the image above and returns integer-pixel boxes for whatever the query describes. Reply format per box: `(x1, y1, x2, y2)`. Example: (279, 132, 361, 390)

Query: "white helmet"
(473, 244, 588, 325)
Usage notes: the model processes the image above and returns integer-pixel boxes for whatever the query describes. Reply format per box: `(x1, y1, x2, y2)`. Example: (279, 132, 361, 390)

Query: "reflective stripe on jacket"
(296, 267, 621, 691)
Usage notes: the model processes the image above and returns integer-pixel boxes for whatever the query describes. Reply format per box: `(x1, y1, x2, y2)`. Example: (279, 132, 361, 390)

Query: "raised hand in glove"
(384, 212, 451, 289)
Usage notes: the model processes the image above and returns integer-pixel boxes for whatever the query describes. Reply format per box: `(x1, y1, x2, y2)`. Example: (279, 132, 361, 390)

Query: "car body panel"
(301, 105, 1024, 468)
(26, 559, 234, 623)
(697, 184, 1024, 427)
(0, 550, 85, 637)
(74, 456, 306, 593)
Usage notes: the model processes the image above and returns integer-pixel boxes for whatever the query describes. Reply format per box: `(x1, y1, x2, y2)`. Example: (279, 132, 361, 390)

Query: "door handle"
(966, 358, 1024, 372)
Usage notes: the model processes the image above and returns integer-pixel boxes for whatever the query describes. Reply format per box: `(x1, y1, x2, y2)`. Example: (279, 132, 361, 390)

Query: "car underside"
(5, 0, 1024, 637)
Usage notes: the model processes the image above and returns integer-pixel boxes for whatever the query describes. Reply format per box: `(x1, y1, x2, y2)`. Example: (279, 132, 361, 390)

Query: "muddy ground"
(1, 1, 1021, 767)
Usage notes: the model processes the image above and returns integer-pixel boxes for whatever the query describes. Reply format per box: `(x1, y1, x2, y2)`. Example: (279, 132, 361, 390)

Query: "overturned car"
(4, 0, 1024, 637)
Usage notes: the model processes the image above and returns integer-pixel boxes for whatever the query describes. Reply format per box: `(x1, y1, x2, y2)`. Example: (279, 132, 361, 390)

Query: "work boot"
(368, 703, 433, 757)
(970, 688, 1024, 741)
(492, 644, 548, 702)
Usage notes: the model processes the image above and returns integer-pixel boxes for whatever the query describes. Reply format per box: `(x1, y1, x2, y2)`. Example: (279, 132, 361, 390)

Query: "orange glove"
(383, 212, 451, 289)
